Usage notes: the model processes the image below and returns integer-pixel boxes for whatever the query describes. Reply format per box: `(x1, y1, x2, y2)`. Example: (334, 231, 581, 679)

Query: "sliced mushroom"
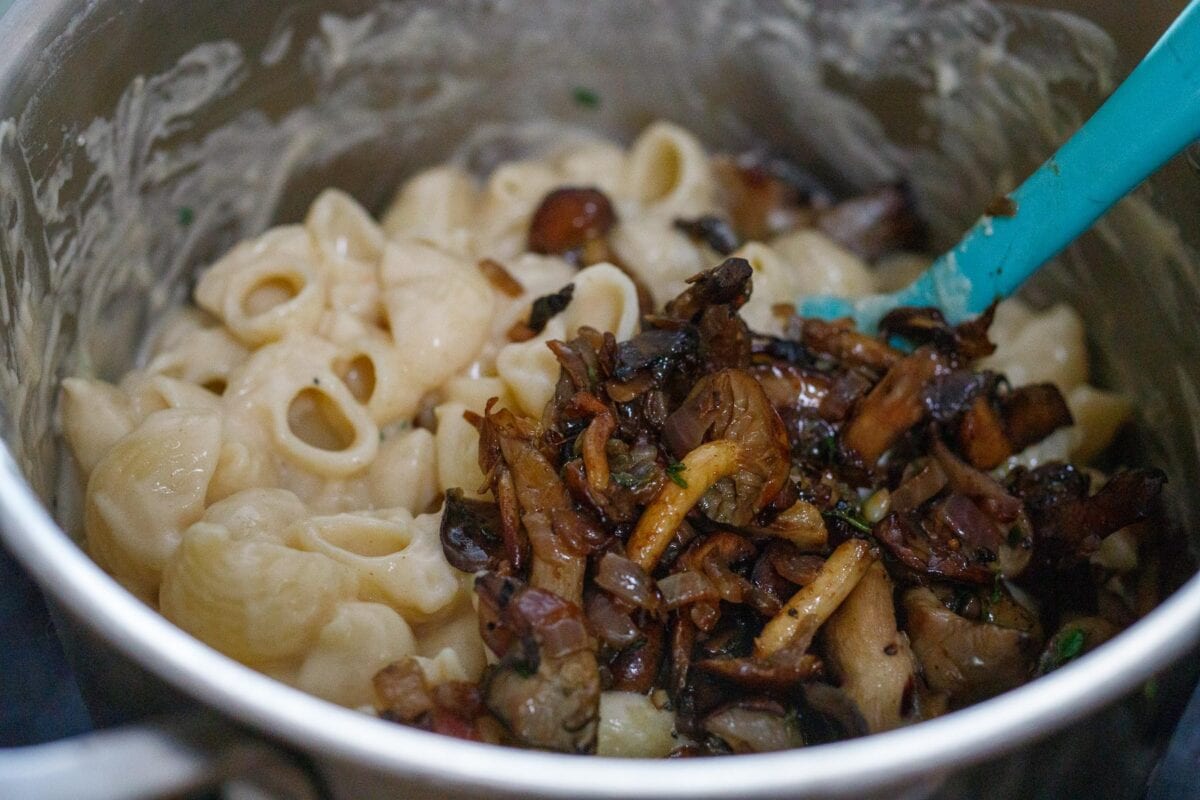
(476, 573, 600, 753)
(842, 347, 948, 465)
(626, 440, 741, 572)
(755, 539, 874, 658)
(662, 369, 792, 526)
(822, 561, 916, 733)
(903, 586, 1037, 706)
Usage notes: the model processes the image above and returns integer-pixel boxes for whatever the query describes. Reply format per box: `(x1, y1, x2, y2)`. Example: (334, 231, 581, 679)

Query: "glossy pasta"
(61, 123, 1144, 756)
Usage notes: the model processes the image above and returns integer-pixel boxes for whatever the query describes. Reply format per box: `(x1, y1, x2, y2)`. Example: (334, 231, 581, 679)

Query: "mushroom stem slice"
(823, 560, 915, 733)
(627, 439, 741, 572)
(755, 539, 873, 659)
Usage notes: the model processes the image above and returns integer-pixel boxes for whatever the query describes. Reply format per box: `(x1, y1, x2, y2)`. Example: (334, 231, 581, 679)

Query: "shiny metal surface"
(0, 2, 1198, 798)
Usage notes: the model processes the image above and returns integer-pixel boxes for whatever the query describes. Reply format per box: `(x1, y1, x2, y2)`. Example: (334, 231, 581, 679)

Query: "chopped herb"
(665, 461, 688, 488)
(1007, 527, 1022, 547)
(827, 500, 871, 534)
(990, 576, 1003, 605)
(820, 433, 839, 463)
(626, 637, 647, 653)
(571, 86, 601, 109)
(513, 661, 537, 679)
(1056, 628, 1086, 664)
(1143, 678, 1158, 702)
(527, 284, 575, 334)
(177, 206, 194, 226)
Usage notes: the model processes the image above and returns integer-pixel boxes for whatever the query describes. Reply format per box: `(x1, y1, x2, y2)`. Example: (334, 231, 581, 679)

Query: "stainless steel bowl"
(1, 2, 1199, 798)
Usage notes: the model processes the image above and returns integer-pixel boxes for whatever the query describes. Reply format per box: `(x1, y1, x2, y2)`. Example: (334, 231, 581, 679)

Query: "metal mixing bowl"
(1, 2, 1198, 798)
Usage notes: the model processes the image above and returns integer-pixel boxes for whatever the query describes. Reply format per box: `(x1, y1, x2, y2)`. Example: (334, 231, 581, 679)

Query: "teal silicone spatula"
(798, 0, 1200, 331)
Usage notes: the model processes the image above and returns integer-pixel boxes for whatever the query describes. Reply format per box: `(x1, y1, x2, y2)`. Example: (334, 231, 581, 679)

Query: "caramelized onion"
(658, 570, 720, 609)
(595, 552, 662, 612)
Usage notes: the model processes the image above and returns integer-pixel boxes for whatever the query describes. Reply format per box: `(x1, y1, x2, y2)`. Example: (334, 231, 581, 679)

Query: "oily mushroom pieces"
(903, 587, 1038, 706)
(755, 539, 874, 659)
(822, 561, 916, 733)
(661, 369, 791, 526)
(476, 573, 600, 753)
(842, 347, 948, 465)
(366, 158, 1172, 756)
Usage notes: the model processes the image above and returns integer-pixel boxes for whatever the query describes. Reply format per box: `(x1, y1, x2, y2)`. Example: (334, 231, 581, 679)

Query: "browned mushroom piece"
(1010, 464, 1167, 571)
(877, 304, 997, 362)
(661, 369, 791, 526)
(841, 346, 949, 465)
(903, 587, 1039, 707)
(795, 317, 901, 372)
(663, 257, 753, 322)
(1035, 616, 1117, 675)
(439, 488, 508, 573)
(478, 402, 608, 604)
(527, 187, 617, 257)
(821, 561, 917, 733)
(1000, 383, 1074, 451)
(930, 438, 1032, 578)
(476, 573, 601, 753)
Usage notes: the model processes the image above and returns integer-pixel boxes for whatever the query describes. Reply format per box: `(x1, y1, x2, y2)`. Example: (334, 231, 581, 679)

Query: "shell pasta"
(62, 123, 1145, 754)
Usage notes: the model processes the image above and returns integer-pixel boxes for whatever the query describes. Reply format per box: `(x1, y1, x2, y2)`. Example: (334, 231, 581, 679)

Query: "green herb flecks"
(572, 86, 601, 109)
(1056, 628, 1086, 663)
(1039, 627, 1088, 675)
(665, 460, 688, 489)
(825, 509, 871, 534)
(177, 206, 194, 226)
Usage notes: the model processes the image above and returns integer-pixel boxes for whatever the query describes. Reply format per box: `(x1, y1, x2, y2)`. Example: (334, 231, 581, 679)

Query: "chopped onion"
(595, 552, 661, 611)
(658, 570, 719, 609)
(537, 615, 591, 658)
(586, 593, 641, 648)
(703, 704, 803, 753)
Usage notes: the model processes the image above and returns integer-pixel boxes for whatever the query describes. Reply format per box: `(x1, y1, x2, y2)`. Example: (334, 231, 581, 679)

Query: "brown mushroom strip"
(959, 396, 1013, 470)
(480, 403, 604, 603)
(822, 561, 916, 733)
(574, 393, 616, 493)
(626, 440, 742, 572)
(798, 317, 901, 371)
(524, 511, 587, 606)
(755, 539, 873, 659)
(903, 587, 1037, 706)
(842, 347, 947, 464)
(1001, 383, 1074, 452)
(745, 499, 829, 552)
(693, 652, 823, 692)
(476, 573, 600, 753)
(889, 459, 948, 515)
(610, 620, 666, 694)
(662, 369, 792, 526)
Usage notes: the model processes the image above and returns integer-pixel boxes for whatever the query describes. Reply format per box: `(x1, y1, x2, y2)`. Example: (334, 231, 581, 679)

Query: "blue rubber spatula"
(799, 0, 1200, 332)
